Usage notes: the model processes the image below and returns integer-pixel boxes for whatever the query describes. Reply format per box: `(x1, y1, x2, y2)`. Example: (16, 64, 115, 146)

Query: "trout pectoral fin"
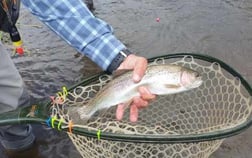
(165, 84, 181, 89)
(116, 100, 133, 120)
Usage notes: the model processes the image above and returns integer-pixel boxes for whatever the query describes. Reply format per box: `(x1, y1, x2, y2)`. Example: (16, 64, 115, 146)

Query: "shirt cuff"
(82, 33, 126, 71)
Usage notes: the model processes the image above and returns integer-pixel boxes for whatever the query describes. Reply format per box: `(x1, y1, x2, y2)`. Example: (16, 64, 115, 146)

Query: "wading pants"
(0, 42, 34, 151)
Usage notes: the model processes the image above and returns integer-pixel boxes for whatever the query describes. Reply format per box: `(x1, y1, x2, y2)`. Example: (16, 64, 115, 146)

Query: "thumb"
(132, 57, 147, 83)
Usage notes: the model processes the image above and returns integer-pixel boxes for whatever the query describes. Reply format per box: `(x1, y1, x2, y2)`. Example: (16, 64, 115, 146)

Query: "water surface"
(1, 0, 252, 157)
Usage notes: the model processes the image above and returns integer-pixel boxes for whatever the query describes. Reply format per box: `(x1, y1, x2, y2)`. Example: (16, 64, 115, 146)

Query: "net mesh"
(50, 55, 252, 158)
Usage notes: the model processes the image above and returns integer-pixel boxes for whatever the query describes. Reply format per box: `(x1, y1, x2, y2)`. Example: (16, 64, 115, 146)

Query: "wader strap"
(0, 0, 22, 47)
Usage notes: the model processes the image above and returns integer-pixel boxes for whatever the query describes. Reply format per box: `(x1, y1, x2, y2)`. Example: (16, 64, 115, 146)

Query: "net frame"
(48, 53, 252, 158)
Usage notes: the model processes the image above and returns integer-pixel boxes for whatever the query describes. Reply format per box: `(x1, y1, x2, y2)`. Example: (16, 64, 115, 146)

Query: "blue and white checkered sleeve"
(21, 0, 126, 70)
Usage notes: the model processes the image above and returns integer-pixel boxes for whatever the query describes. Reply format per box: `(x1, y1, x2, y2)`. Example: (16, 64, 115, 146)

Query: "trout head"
(180, 68, 203, 89)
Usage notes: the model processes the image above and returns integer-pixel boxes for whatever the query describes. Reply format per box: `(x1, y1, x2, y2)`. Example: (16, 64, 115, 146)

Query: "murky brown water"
(1, 0, 252, 157)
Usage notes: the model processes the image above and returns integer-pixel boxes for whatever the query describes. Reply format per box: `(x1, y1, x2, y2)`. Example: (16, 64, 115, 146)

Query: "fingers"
(116, 96, 153, 122)
(130, 104, 138, 122)
(115, 54, 153, 122)
(133, 96, 149, 108)
(116, 87, 156, 122)
(116, 103, 126, 121)
(129, 92, 154, 122)
(116, 97, 147, 121)
(138, 86, 156, 101)
(116, 54, 148, 83)
(132, 57, 147, 83)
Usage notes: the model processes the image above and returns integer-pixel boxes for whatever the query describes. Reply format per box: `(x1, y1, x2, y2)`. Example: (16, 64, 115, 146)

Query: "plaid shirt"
(21, 0, 126, 70)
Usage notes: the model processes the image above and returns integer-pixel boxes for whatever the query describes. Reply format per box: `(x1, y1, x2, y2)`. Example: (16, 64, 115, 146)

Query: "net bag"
(50, 53, 252, 158)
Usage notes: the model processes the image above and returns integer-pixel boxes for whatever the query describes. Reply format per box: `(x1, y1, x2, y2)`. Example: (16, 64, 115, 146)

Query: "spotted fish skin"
(78, 64, 202, 119)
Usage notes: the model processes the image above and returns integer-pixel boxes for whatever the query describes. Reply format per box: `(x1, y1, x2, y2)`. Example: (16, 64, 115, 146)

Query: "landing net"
(49, 53, 252, 158)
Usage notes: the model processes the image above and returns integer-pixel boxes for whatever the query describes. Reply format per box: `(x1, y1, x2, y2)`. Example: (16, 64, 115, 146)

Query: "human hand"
(115, 54, 156, 122)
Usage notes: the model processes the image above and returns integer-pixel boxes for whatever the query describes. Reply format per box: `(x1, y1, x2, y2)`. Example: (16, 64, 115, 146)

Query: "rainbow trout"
(78, 64, 203, 119)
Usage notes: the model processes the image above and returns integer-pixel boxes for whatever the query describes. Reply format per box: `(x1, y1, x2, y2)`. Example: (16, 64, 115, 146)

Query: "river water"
(1, 0, 252, 157)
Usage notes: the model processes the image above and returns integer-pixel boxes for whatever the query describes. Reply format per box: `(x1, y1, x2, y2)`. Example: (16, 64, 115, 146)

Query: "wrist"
(106, 49, 132, 74)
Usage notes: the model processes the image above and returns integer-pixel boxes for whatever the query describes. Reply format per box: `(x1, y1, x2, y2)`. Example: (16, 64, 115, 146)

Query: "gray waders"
(0, 42, 35, 151)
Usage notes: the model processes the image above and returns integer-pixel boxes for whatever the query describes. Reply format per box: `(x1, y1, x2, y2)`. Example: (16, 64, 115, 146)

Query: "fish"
(78, 64, 203, 119)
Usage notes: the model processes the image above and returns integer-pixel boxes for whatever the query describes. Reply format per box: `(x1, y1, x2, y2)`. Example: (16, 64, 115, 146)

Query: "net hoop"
(47, 53, 252, 158)
(47, 53, 252, 144)
(50, 53, 252, 144)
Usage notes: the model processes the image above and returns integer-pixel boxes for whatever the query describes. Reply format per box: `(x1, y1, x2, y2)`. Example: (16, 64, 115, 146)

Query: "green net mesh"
(49, 55, 251, 158)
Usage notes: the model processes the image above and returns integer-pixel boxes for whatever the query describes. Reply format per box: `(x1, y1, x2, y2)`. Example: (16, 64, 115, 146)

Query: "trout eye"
(195, 72, 200, 78)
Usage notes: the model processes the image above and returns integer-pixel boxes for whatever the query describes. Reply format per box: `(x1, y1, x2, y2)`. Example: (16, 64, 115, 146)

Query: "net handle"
(0, 102, 49, 126)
